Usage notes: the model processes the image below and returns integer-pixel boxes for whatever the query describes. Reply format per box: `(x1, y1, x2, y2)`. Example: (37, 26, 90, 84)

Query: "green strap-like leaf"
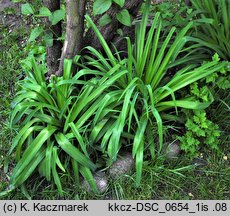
(71, 159, 80, 184)
(80, 166, 99, 193)
(31, 56, 45, 85)
(132, 114, 148, 158)
(108, 86, 135, 160)
(53, 146, 66, 172)
(55, 133, 96, 171)
(147, 85, 163, 153)
(150, 107, 163, 154)
(85, 14, 116, 66)
(11, 148, 46, 188)
(51, 147, 63, 196)
(33, 112, 61, 127)
(45, 141, 54, 181)
(156, 97, 213, 111)
(10, 126, 57, 184)
(135, 139, 144, 186)
(69, 122, 89, 157)
(16, 126, 44, 161)
(9, 118, 41, 155)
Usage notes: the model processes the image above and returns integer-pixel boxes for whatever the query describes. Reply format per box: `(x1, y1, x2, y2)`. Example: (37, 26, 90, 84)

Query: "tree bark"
(56, 0, 86, 76)
(55, 0, 143, 76)
(83, 0, 143, 50)
(46, 0, 188, 77)
(42, 0, 62, 76)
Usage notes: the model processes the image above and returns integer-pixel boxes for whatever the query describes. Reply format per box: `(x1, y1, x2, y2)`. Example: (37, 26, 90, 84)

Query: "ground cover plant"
(190, 0, 230, 61)
(0, 0, 229, 199)
(6, 52, 145, 196)
(82, 6, 228, 185)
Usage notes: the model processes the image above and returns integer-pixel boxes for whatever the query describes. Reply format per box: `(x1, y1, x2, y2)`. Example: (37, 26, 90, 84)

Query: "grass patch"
(2, 152, 229, 200)
(0, 9, 28, 193)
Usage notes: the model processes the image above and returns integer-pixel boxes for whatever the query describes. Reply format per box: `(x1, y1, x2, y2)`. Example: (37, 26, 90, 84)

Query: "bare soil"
(0, 0, 23, 31)
(0, 0, 15, 12)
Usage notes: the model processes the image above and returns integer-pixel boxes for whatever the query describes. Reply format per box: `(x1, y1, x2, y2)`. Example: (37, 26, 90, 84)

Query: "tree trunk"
(56, 0, 86, 76)
(83, 0, 143, 51)
(42, 0, 62, 76)
(55, 0, 143, 76)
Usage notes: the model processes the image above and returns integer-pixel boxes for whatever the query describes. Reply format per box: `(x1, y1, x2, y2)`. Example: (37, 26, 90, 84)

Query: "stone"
(109, 152, 134, 179)
(192, 158, 208, 167)
(165, 141, 181, 160)
(82, 172, 108, 193)
(192, 158, 209, 175)
(152, 0, 164, 4)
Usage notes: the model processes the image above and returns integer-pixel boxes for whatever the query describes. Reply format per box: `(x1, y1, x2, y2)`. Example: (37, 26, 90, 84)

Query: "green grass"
(112, 158, 229, 200)
(2, 151, 229, 200)
(0, 10, 28, 194)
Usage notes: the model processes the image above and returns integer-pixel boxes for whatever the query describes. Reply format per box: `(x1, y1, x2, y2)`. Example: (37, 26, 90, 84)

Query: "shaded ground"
(0, 0, 15, 11)
(0, 0, 21, 26)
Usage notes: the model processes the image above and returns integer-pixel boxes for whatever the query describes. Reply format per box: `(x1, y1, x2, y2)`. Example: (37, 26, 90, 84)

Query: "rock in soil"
(192, 158, 208, 167)
(82, 172, 108, 193)
(109, 152, 134, 179)
(192, 158, 209, 175)
(165, 141, 181, 160)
